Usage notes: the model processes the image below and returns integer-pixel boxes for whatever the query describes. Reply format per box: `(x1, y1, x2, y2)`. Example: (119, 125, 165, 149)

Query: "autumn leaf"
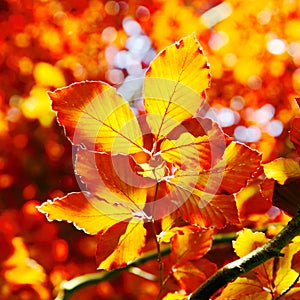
(96, 218, 146, 269)
(218, 229, 300, 299)
(160, 117, 228, 170)
(49, 81, 144, 154)
(290, 98, 300, 156)
(172, 259, 217, 293)
(263, 158, 300, 185)
(170, 226, 214, 264)
(163, 142, 261, 228)
(143, 34, 210, 140)
(38, 192, 132, 234)
(163, 293, 189, 300)
(3, 237, 47, 286)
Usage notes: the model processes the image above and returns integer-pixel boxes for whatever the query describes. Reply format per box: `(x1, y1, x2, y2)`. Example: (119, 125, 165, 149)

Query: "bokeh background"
(1, 0, 300, 299)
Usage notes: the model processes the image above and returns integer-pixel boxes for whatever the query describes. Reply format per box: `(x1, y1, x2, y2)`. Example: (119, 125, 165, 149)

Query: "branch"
(189, 208, 300, 300)
(55, 244, 171, 300)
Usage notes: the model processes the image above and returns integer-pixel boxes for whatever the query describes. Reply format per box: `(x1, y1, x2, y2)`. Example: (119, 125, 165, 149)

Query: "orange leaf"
(3, 237, 47, 286)
(291, 119, 300, 156)
(172, 259, 217, 293)
(170, 226, 214, 264)
(96, 218, 146, 270)
(38, 192, 131, 234)
(144, 34, 210, 139)
(164, 142, 260, 228)
(75, 148, 151, 210)
(49, 81, 144, 154)
(160, 117, 227, 170)
(263, 158, 300, 185)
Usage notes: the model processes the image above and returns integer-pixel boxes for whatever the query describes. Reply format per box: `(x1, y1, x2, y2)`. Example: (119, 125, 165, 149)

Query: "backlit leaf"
(223, 229, 300, 299)
(163, 293, 189, 300)
(290, 98, 300, 156)
(160, 117, 227, 170)
(75, 148, 151, 210)
(144, 34, 210, 139)
(170, 226, 214, 264)
(164, 142, 260, 228)
(217, 277, 272, 300)
(274, 242, 300, 296)
(38, 192, 131, 234)
(96, 218, 146, 270)
(49, 81, 144, 154)
(172, 259, 217, 293)
(263, 158, 300, 185)
(233, 228, 268, 258)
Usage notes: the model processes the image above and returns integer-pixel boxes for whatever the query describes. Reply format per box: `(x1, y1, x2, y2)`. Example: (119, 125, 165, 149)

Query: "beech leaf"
(49, 81, 144, 154)
(96, 218, 146, 270)
(263, 158, 300, 185)
(144, 34, 210, 139)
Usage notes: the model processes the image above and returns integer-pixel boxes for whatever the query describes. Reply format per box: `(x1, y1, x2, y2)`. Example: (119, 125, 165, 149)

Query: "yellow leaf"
(96, 218, 146, 270)
(217, 277, 272, 300)
(233, 228, 268, 258)
(160, 118, 226, 170)
(263, 158, 300, 185)
(49, 81, 144, 154)
(163, 293, 189, 300)
(144, 34, 210, 139)
(3, 237, 46, 286)
(274, 242, 300, 295)
(33, 62, 66, 87)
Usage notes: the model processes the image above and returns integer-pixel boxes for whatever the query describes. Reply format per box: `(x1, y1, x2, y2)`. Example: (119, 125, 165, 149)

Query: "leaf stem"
(54, 245, 171, 300)
(151, 181, 164, 298)
(189, 208, 300, 300)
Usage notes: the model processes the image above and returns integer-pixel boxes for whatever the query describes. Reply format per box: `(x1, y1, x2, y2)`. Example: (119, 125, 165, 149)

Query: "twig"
(55, 244, 171, 300)
(189, 208, 300, 300)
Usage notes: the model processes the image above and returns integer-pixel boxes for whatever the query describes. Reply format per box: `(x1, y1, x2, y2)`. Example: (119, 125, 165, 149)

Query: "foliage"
(1, 0, 300, 299)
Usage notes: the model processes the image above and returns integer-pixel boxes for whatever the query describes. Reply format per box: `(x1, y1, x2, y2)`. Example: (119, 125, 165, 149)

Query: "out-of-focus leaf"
(170, 225, 214, 264)
(273, 178, 300, 216)
(263, 158, 300, 185)
(33, 62, 66, 87)
(236, 178, 273, 219)
(96, 218, 146, 270)
(144, 34, 210, 139)
(172, 259, 217, 293)
(290, 98, 300, 156)
(291, 250, 300, 273)
(49, 81, 144, 154)
(162, 293, 189, 300)
(3, 237, 47, 285)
